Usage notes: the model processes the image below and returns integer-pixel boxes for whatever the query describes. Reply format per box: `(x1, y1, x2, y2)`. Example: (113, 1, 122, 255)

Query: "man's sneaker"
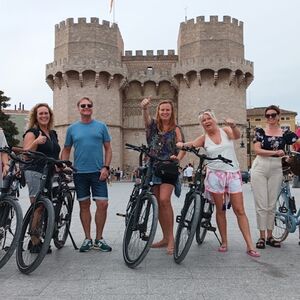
(79, 239, 93, 252)
(94, 238, 112, 252)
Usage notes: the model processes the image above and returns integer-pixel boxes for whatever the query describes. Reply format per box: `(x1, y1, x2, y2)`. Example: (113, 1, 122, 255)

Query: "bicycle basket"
(289, 154, 300, 176)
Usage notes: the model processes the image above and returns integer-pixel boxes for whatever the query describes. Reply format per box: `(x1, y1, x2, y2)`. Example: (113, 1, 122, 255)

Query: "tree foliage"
(0, 90, 19, 146)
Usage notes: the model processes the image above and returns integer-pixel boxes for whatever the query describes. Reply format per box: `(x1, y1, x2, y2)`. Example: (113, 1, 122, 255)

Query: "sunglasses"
(265, 113, 277, 119)
(199, 108, 212, 115)
(80, 104, 93, 109)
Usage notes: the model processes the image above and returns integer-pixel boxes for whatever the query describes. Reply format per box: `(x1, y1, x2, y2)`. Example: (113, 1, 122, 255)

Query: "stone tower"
(46, 15, 253, 171)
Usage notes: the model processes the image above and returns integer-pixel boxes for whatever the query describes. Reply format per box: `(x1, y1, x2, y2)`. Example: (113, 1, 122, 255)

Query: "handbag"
(154, 161, 179, 181)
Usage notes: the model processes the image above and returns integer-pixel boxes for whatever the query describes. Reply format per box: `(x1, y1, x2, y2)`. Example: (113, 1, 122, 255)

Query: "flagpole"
(113, 0, 115, 23)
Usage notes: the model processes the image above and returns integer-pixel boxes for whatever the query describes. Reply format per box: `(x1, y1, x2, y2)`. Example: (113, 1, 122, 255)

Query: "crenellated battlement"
(55, 17, 118, 32)
(180, 15, 243, 28)
(124, 49, 176, 57)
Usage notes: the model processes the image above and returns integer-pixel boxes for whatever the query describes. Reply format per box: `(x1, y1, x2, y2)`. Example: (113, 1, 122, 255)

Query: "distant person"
(0, 127, 9, 187)
(185, 163, 194, 183)
(251, 105, 299, 249)
(61, 97, 112, 253)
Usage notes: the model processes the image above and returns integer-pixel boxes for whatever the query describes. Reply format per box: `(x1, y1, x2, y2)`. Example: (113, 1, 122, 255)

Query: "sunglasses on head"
(80, 103, 93, 109)
(199, 108, 212, 115)
(265, 113, 277, 119)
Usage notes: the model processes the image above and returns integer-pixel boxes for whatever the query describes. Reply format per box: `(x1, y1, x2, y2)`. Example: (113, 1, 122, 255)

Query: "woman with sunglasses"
(251, 105, 299, 249)
(23, 103, 60, 253)
(141, 96, 185, 255)
(177, 109, 260, 257)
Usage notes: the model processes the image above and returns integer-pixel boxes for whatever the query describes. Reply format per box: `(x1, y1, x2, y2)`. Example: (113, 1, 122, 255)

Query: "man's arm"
(99, 141, 112, 181)
(61, 146, 72, 160)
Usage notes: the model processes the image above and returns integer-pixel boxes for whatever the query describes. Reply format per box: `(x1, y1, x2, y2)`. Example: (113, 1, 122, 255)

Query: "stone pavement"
(1, 182, 300, 299)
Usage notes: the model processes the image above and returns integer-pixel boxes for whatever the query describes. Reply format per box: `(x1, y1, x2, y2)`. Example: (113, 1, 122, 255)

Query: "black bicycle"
(51, 167, 77, 250)
(118, 143, 175, 268)
(174, 146, 232, 264)
(16, 149, 74, 274)
(0, 147, 24, 269)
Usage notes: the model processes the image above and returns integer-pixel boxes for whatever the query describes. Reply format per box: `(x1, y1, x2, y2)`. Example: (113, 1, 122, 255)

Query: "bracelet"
(103, 165, 110, 171)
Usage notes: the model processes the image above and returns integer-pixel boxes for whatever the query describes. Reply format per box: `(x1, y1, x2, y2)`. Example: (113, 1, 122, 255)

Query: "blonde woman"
(177, 109, 260, 257)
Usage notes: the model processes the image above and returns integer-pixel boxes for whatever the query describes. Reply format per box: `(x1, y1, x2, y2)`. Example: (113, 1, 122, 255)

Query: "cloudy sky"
(1, 0, 299, 121)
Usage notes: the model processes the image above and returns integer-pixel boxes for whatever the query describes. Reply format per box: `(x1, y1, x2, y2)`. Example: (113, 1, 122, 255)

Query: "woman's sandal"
(266, 237, 281, 248)
(256, 238, 265, 249)
(246, 250, 260, 258)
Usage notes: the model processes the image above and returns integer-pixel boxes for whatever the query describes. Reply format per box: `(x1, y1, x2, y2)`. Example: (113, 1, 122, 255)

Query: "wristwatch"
(103, 165, 110, 171)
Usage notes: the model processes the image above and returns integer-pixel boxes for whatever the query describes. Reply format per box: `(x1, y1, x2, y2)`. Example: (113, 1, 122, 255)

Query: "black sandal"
(266, 237, 281, 248)
(256, 238, 265, 249)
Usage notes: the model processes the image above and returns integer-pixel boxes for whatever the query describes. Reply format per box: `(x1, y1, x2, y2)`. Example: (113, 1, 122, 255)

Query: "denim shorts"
(73, 172, 108, 201)
(24, 170, 42, 197)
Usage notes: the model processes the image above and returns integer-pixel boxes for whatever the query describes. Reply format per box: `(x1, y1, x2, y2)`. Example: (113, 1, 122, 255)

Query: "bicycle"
(51, 167, 77, 250)
(118, 143, 176, 268)
(273, 150, 300, 244)
(174, 146, 232, 264)
(15, 149, 74, 274)
(0, 147, 24, 269)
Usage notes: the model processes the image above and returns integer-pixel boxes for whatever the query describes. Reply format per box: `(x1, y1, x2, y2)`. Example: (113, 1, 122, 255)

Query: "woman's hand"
(274, 149, 285, 157)
(36, 131, 47, 145)
(170, 155, 179, 161)
(141, 97, 151, 110)
(176, 142, 184, 149)
(224, 118, 236, 128)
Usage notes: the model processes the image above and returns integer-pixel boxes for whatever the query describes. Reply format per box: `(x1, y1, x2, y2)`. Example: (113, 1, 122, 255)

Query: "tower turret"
(46, 17, 126, 168)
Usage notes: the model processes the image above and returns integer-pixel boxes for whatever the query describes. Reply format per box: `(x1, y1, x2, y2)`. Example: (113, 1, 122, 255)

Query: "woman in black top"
(251, 105, 299, 249)
(23, 103, 60, 253)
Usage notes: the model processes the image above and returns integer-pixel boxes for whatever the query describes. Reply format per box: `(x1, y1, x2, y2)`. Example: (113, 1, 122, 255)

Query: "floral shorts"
(204, 169, 242, 194)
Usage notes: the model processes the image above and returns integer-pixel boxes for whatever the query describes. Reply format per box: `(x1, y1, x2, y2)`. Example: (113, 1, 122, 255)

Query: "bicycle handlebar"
(125, 143, 174, 163)
(179, 145, 233, 166)
(1, 146, 73, 168)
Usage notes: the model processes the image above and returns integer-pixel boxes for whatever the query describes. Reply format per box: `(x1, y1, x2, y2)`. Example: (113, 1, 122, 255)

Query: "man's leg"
(79, 199, 92, 240)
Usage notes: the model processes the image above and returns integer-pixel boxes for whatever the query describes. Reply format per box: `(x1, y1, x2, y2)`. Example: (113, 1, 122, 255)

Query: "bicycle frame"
(276, 176, 300, 233)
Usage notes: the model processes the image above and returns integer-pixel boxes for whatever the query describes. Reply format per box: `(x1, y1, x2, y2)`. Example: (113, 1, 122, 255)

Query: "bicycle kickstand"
(66, 223, 78, 250)
(213, 231, 222, 246)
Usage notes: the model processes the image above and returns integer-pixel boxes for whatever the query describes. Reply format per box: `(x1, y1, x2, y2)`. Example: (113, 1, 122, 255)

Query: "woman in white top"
(177, 110, 260, 257)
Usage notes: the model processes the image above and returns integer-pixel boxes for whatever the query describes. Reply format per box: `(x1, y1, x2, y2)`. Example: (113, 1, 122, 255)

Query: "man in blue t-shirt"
(61, 97, 112, 253)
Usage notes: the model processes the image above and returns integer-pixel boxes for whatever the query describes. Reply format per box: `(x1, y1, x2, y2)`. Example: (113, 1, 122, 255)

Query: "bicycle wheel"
(53, 191, 74, 249)
(196, 198, 213, 245)
(272, 192, 289, 242)
(0, 197, 23, 269)
(16, 196, 55, 274)
(174, 193, 201, 264)
(123, 193, 158, 268)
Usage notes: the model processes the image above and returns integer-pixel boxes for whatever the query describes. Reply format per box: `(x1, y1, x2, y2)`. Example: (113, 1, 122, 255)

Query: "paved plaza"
(1, 182, 300, 299)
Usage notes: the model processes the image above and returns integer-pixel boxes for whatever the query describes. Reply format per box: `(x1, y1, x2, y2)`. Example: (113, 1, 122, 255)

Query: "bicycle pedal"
(116, 213, 126, 217)
(201, 221, 216, 232)
(176, 215, 182, 223)
(141, 235, 149, 241)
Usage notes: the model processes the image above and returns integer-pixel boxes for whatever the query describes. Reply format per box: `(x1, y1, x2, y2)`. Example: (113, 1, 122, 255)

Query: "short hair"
(265, 105, 280, 115)
(198, 109, 217, 123)
(77, 97, 93, 107)
(27, 103, 54, 130)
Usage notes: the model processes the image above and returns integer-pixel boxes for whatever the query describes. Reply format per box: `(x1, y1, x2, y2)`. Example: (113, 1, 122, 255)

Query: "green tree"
(0, 90, 19, 146)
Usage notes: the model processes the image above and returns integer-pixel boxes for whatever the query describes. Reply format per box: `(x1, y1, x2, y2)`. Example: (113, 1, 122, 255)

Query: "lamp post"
(240, 121, 253, 169)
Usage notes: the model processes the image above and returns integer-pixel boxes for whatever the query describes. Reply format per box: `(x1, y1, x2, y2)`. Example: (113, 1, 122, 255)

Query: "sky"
(1, 0, 299, 122)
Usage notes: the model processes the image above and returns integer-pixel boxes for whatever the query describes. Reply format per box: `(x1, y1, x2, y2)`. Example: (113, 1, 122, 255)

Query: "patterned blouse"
(253, 127, 298, 151)
(146, 119, 183, 161)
